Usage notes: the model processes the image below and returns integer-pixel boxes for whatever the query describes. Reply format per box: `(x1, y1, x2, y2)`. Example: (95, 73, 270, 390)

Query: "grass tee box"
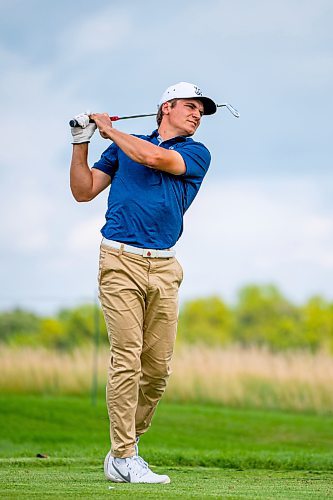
(1, 395, 333, 498)
(2, 465, 333, 499)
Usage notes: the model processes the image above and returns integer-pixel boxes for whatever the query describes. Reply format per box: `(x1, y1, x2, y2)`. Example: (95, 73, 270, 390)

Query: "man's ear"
(162, 102, 171, 115)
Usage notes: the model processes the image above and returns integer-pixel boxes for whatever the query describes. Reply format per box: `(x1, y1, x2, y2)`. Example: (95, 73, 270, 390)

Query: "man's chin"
(185, 127, 196, 137)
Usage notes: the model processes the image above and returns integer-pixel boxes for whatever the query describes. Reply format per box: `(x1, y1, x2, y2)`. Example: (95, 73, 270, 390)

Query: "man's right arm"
(70, 144, 111, 202)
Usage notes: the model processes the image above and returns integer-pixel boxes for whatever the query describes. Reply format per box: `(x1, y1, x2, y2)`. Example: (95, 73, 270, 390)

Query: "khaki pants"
(98, 243, 183, 458)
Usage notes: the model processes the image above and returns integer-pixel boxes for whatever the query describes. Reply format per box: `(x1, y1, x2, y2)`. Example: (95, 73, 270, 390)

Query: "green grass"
(0, 394, 333, 498)
(1, 464, 333, 499)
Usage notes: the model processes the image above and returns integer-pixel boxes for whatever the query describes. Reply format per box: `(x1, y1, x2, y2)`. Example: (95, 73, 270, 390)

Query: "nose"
(192, 108, 201, 121)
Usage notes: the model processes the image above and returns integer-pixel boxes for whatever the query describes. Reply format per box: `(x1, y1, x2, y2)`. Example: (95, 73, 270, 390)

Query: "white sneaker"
(104, 451, 170, 484)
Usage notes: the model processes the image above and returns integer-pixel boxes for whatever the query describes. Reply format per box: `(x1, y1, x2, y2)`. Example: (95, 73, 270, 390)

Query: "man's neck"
(157, 124, 189, 142)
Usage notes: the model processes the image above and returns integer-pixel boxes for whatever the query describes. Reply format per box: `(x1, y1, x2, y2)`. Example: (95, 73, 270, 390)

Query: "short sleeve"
(92, 142, 119, 178)
(177, 142, 211, 180)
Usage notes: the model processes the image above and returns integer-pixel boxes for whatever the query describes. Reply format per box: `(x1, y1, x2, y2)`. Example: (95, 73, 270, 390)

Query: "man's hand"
(71, 112, 97, 144)
(90, 113, 113, 139)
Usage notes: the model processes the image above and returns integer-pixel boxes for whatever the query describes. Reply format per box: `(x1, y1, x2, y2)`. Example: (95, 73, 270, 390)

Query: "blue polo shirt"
(92, 129, 211, 249)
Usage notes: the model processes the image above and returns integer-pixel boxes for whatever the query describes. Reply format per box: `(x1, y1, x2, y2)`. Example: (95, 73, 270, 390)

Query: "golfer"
(70, 82, 216, 484)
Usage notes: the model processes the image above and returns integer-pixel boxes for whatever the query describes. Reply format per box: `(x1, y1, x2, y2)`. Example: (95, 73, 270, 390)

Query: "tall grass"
(1, 344, 332, 414)
(168, 344, 333, 413)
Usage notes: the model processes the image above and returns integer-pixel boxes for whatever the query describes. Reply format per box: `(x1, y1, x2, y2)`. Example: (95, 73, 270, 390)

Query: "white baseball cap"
(158, 82, 217, 115)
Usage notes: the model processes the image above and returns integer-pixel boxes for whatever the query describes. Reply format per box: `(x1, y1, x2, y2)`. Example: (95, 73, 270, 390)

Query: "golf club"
(69, 103, 240, 127)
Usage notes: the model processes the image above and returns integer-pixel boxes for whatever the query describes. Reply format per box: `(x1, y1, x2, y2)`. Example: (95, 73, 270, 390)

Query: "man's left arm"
(90, 113, 186, 175)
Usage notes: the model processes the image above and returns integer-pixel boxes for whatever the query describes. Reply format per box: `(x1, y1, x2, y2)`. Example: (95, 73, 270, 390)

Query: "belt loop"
(118, 243, 124, 256)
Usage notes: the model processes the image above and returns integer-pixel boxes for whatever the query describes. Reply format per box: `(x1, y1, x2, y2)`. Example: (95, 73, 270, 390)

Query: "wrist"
(102, 125, 114, 138)
(72, 142, 89, 148)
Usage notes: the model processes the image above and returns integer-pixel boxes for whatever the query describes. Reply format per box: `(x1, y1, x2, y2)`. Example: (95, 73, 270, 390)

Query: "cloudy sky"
(0, 0, 332, 313)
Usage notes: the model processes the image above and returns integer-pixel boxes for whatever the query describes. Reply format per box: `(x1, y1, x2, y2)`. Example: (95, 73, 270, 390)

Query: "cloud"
(0, 0, 332, 312)
(0, 48, 77, 170)
(177, 175, 333, 303)
(67, 216, 103, 252)
(57, 7, 132, 63)
(1, 185, 53, 253)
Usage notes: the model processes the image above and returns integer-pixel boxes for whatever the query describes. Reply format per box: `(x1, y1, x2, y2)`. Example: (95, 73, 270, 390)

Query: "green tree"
(178, 296, 233, 345)
(56, 304, 107, 350)
(37, 317, 68, 350)
(300, 296, 333, 352)
(233, 284, 303, 350)
(0, 309, 41, 344)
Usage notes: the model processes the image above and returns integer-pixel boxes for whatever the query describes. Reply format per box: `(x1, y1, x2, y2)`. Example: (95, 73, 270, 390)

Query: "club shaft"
(69, 103, 239, 127)
(69, 113, 156, 127)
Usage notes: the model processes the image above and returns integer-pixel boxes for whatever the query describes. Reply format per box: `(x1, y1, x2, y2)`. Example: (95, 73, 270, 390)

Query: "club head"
(217, 103, 240, 118)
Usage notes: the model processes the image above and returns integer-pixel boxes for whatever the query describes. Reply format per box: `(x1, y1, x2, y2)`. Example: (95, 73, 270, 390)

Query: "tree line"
(0, 285, 332, 353)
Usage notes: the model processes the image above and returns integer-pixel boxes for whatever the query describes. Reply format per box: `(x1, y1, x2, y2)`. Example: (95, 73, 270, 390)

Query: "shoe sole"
(137, 477, 171, 484)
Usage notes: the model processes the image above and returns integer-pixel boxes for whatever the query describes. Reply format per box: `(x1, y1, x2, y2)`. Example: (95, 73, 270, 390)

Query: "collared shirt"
(92, 129, 211, 249)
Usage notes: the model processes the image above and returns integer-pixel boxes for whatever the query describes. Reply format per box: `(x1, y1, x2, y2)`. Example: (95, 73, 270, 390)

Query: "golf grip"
(69, 116, 120, 127)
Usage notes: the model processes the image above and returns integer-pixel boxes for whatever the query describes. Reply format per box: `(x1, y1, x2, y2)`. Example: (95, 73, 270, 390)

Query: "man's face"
(163, 98, 204, 136)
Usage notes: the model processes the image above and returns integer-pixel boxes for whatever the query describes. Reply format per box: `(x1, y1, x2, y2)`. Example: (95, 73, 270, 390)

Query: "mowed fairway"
(0, 395, 333, 498)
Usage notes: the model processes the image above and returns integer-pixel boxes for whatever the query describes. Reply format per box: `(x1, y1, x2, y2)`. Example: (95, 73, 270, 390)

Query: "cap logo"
(194, 86, 203, 96)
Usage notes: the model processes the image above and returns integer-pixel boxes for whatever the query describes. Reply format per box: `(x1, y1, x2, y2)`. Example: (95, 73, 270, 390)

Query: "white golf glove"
(71, 111, 97, 144)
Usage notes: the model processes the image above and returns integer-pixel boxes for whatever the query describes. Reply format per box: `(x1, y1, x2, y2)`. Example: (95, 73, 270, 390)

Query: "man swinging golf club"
(70, 82, 217, 484)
